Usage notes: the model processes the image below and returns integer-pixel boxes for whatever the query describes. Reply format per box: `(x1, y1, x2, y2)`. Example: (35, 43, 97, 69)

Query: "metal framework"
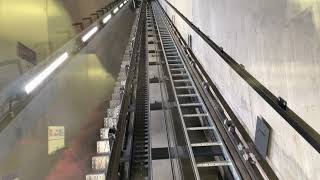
(130, 3, 152, 179)
(150, 2, 240, 179)
(104, 1, 278, 179)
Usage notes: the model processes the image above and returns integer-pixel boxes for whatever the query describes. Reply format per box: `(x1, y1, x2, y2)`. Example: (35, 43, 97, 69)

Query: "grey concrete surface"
(152, 159, 174, 180)
(0, 5, 135, 180)
(150, 110, 168, 148)
(149, 65, 160, 79)
(158, 0, 320, 179)
(150, 83, 163, 103)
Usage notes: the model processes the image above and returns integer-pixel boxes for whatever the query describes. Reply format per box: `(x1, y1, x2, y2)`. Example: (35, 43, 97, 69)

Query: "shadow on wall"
(269, 137, 309, 180)
(291, 0, 320, 33)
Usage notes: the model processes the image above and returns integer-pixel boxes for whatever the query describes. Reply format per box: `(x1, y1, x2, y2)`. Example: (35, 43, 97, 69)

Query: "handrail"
(157, 0, 320, 153)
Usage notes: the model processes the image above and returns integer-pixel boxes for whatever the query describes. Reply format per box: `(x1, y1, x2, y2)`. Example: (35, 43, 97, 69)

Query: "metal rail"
(157, 0, 320, 153)
(130, 2, 151, 179)
(151, 2, 241, 179)
(154, 1, 278, 179)
(147, 4, 185, 179)
(106, 4, 145, 179)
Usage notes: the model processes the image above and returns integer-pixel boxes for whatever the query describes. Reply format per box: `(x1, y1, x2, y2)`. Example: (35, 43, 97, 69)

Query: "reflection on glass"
(48, 126, 65, 155)
(0, 0, 74, 91)
(0, 1, 131, 179)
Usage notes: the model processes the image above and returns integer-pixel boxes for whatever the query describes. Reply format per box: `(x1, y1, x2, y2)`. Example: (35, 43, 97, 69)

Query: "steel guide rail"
(151, 2, 241, 180)
(157, 0, 320, 153)
(85, 3, 142, 179)
(147, 4, 186, 179)
(130, 2, 151, 179)
(106, 4, 145, 180)
(154, 1, 280, 179)
(153, 4, 260, 180)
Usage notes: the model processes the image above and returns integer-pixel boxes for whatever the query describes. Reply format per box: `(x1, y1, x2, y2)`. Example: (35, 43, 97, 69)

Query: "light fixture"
(119, 3, 123, 8)
(103, 14, 112, 24)
(113, 7, 119, 14)
(81, 26, 98, 42)
(25, 52, 69, 94)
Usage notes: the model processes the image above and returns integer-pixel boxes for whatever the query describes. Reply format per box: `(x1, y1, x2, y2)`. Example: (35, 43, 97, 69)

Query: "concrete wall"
(61, 0, 111, 23)
(158, 0, 320, 179)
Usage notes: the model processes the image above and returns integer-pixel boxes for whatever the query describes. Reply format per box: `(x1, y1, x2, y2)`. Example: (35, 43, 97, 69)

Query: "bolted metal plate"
(104, 117, 118, 128)
(92, 155, 110, 170)
(86, 173, 105, 180)
(97, 140, 111, 154)
(100, 128, 110, 139)
(109, 100, 121, 108)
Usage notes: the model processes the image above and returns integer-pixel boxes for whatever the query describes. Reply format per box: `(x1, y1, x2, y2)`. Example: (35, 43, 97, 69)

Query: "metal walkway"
(150, 2, 240, 179)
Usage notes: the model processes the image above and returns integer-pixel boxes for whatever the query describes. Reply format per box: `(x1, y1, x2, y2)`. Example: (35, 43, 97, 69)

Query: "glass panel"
(0, 1, 134, 179)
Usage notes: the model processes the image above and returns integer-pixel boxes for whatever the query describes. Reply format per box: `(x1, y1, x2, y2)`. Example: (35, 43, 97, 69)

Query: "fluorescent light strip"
(25, 52, 69, 94)
(81, 26, 98, 42)
(119, 3, 123, 8)
(113, 7, 119, 14)
(103, 14, 112, 24)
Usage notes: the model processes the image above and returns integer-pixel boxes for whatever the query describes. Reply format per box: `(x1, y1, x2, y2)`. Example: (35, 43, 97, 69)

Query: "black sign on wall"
(188, 34, 192, 49)
(17, 42, 37, 65)
(255, 116, 271, 159)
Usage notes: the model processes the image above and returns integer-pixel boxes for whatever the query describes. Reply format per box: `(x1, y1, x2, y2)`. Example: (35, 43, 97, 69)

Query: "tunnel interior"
(0, 0, 319, 180)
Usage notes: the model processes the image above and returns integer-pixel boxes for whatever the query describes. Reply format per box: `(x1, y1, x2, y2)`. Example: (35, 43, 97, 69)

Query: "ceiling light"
(81, 26, 98, 42)
(113, 7, 119, 14)
(103, 14, 112, 24)
(25, 52, 69, 94)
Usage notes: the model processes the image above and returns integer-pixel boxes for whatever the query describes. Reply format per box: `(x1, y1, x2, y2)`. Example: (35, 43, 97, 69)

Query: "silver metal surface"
(92, 155, 110, 170)
(86, 173, 106, 180)
(197, 161, 233, 168)
(191, 142, 222, 147)
(97, 140, 111, 154)
(151, 4, 201, 180)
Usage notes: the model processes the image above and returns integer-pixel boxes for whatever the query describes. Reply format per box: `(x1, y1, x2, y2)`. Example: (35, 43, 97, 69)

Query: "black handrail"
(158, 0, 320, 153)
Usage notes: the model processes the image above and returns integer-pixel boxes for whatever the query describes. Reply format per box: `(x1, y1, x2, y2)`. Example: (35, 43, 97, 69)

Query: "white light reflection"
(25, 52, 69, 94)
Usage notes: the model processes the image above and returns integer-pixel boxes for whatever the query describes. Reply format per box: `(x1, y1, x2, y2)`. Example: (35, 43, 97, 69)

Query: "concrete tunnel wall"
(157, 0, 320, 179)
